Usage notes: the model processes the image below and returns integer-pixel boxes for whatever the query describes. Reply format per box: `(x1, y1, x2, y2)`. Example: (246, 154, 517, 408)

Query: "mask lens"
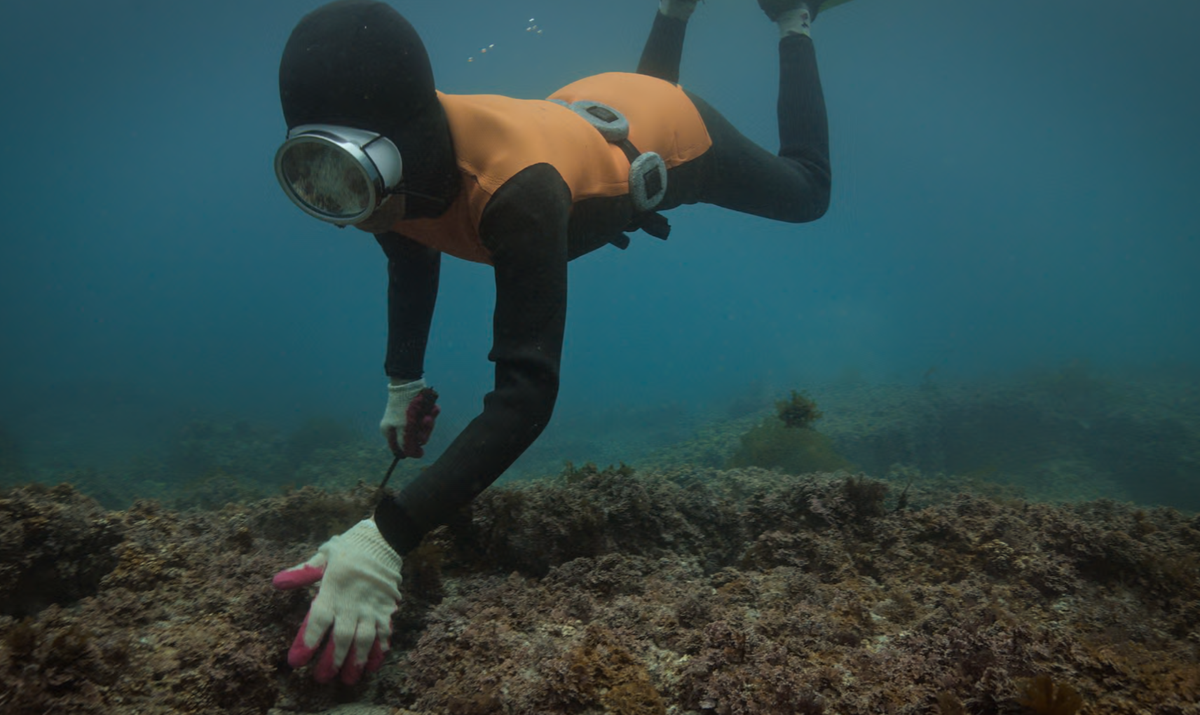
(278, 139, 372, 220)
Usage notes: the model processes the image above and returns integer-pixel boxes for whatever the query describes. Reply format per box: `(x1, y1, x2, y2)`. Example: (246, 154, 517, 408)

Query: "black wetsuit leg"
(687, 35, 831, 222)
(638, 12, 831, 224)
(637, 11, 688, 83)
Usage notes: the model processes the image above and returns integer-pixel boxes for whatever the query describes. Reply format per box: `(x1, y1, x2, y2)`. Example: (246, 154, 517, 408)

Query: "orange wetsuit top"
(387, 71, 713, 264)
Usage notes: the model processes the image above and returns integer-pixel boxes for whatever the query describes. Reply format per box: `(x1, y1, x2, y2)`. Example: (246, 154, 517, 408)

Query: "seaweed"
(724, 390, 856, 474)
(776, 390, 823, 429)
(936, 692, 966, 714)
(726, 417, 853, 474)
(794, 692, 828, 714)
(841, 474, 889, 521)
(403, 536, 447, 603)
(1016, 674, 1083, 715)
(558, 624, 666, 715)
(3, 617, 39, 658)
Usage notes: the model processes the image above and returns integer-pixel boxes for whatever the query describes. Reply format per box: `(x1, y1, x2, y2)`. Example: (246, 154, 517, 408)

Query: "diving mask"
(274, 124, 403, 226)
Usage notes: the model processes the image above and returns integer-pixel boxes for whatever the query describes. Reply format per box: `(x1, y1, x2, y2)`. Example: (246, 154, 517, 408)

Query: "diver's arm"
(375, 164, 570, 554)
(375, 232, 440, 381)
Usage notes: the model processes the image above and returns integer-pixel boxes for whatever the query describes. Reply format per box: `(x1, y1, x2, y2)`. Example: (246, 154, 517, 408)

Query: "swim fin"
(813, 0, 856, 18)
(759, 0, 856, 22)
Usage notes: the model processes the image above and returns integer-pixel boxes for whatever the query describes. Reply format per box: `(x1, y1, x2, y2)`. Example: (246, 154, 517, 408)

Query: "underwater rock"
(1, 465, 1198, 713)
(0, 483, 124, 617)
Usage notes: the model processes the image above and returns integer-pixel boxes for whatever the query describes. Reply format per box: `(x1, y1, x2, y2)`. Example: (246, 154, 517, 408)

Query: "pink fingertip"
(340, 644, 364, 685)
(313, 638, 339, 683)
(365, 639, 387, 673)
(273, 564, 325, 590)
(287, 615, 319, 668)
(405, 399, 424, 420)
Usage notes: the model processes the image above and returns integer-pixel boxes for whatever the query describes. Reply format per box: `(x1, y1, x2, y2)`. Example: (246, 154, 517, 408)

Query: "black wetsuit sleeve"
(375, 163, 571, 555)
(375, 233, 441, 381)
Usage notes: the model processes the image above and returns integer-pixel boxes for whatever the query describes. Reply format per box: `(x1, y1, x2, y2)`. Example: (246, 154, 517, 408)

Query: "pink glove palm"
(272, 519, 402, 684)
(380, 379, 440, 458)
(402, 387, 440, 457)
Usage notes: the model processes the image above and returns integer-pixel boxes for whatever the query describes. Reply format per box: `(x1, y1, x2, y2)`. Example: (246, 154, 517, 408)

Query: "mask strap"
(391, 184, 446, 206)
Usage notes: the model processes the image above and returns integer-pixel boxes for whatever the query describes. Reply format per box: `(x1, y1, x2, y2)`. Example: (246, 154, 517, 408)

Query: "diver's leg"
(637, 1, 698, 83)
(673, 9, 831, 222)
(765, 0, 834, 182)
(777, 28, 830, 205)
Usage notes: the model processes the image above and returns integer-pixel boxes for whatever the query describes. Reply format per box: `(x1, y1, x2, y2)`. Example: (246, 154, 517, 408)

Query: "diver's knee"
(782, 185, 829, 223)
(808, 187, 830, 221)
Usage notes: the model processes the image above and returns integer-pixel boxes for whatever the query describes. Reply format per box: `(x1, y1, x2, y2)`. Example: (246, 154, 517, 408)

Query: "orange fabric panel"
(549, 72, 713, 171)
(387, 187, 492, 264)
(388, 72, 712, 264)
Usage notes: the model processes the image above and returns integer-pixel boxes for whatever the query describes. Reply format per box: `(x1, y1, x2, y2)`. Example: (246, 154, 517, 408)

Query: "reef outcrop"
(2, 465, 1198, 714)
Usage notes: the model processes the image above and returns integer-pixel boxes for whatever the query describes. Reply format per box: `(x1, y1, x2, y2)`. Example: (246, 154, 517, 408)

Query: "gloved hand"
(272, 519, 402, 685)
(379, 378, 440, 457)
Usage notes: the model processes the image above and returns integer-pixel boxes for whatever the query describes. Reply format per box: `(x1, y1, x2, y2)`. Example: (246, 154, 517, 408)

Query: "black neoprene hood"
(278, 0, 458, 218)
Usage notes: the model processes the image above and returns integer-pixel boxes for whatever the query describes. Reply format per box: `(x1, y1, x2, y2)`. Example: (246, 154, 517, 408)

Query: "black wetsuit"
(374, 13, 831, 555)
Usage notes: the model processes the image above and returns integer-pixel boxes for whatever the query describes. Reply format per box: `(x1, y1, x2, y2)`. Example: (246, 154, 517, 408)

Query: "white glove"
(379, 377, 440, 457)
(272, 519, 402, 684)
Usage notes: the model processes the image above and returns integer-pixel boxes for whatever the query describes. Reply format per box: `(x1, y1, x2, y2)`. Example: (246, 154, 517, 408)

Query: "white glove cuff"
(342, 519, 403, 574)
(388, 377, 426, 397)
(382, 378, 428, 439)
(777, 7, 813, 38)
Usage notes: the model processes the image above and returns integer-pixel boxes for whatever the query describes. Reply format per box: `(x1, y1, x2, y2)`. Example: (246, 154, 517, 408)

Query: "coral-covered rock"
(2, 465, 1199, 714)
(0, 483, 124, 617)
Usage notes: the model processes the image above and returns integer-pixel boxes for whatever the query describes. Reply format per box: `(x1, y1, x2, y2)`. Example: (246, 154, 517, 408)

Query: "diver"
(271, 0, 847, 685)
